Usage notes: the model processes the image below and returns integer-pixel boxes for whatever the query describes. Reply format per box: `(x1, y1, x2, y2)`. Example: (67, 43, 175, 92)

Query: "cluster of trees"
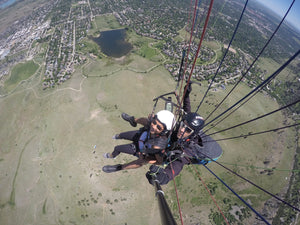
(269, 80, 300, 114)
(49, 0, 73, 26)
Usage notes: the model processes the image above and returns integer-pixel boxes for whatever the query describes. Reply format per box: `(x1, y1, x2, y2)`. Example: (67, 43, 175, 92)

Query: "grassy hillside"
(4, 60, 39, 92)
(0, 50, 296, 225)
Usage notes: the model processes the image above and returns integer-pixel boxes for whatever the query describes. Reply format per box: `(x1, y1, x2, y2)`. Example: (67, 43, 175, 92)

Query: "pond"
(92, 28, 133, 58)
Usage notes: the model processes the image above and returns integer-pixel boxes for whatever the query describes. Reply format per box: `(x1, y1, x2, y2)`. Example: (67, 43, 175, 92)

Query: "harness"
(137, 128, 168, 155)
(138, 131, 149, 153)
(164, 135, 215, 166)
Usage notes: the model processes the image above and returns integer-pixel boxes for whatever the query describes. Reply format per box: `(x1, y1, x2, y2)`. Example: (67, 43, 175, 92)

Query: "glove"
(145, 165, 170, 185)
(184, 82, 192, 96)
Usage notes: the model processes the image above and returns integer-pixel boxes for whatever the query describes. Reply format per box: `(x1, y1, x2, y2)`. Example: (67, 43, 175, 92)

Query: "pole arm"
(153, 178, 178, 225)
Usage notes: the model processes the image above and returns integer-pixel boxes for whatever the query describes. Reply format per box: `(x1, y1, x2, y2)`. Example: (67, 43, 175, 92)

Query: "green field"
(0, 14, 298, 225)
(91, 14, 122, 33)
(258, 57, 295, 82)
(4, 60, 39, 92)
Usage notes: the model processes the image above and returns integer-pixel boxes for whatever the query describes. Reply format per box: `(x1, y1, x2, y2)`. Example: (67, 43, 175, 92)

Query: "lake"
(92, 29, 133, 58)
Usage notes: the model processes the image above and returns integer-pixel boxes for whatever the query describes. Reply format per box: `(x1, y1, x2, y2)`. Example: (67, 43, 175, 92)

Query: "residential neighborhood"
(0, 0, 298, 96)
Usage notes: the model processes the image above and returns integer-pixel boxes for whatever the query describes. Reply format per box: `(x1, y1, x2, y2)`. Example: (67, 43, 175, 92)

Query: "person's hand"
(148, 113, 154, 120)
(145, 165, 170, 185)
(184, 82, 192, 96)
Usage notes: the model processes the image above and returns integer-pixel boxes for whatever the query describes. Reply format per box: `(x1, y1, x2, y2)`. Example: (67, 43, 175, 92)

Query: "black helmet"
(183, 112, 205, 134)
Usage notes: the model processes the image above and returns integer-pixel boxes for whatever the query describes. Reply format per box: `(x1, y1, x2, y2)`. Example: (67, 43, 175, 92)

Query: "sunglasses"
(151, 119, 164, 132)
(180, 121, 194, 134)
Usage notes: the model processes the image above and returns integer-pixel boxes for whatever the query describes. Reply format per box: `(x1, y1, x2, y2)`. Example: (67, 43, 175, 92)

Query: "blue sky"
(255, 0, 300, 31)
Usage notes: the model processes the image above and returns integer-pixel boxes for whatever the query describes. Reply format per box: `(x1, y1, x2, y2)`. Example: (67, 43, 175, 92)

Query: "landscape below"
(0, 0, 299, 225)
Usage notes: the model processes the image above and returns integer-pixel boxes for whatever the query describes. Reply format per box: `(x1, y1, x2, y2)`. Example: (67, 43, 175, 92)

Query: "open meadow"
(0, 53, 296, 225)
(0, 13, 298, 225)
(0, 54, 175, 225)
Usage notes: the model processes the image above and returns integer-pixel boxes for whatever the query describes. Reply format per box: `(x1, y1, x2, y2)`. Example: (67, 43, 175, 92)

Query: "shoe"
(121, 113, 137, 127)
(103, 153, 114, 159)
(112, 134, 120, 139)
(102, 164, 122, 173)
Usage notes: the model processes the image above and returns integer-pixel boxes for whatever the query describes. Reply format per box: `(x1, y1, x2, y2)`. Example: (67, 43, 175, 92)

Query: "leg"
(102, 156, 151, 173)
(121, 113, 137, 127)
(117, 130, 140, 141)
(121, 154, 157, 170)
(111, 143, 136, 158)
(121, 113, 149, 127)
(121, 157, 149, 170)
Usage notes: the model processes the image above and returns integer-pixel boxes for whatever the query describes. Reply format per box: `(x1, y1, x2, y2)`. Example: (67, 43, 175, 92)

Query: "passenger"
(102, 110, 175, 173)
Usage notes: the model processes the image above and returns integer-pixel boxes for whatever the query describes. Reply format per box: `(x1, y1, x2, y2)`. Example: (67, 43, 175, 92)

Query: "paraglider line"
(216, 161, 300, 173)
(191, 0, 203, 44)
(170, 159, 184, 225)
(180, 0, 215, 109)
(203, 98, 300, 137)
(196, 0, 249, 113)
(178, 0, 200, 100)
(180, 149, 230, 224)
(204, 165, 271, 224)
(152, 178, 178, 225)
(202, 123, 300, 142)
(190, 163, 230, 225)
(205, 156, 300, 212)
(203, 0, 296, 121)
(203, 49, 300, 128)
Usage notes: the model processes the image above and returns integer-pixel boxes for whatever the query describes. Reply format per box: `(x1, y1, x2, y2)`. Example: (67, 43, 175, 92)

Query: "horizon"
(1, 0, 300, 32)
(255, 0, 300, 32)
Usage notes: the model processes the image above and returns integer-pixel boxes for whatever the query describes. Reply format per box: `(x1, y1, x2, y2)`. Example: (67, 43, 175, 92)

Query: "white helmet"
(155, 110, 175, 131)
